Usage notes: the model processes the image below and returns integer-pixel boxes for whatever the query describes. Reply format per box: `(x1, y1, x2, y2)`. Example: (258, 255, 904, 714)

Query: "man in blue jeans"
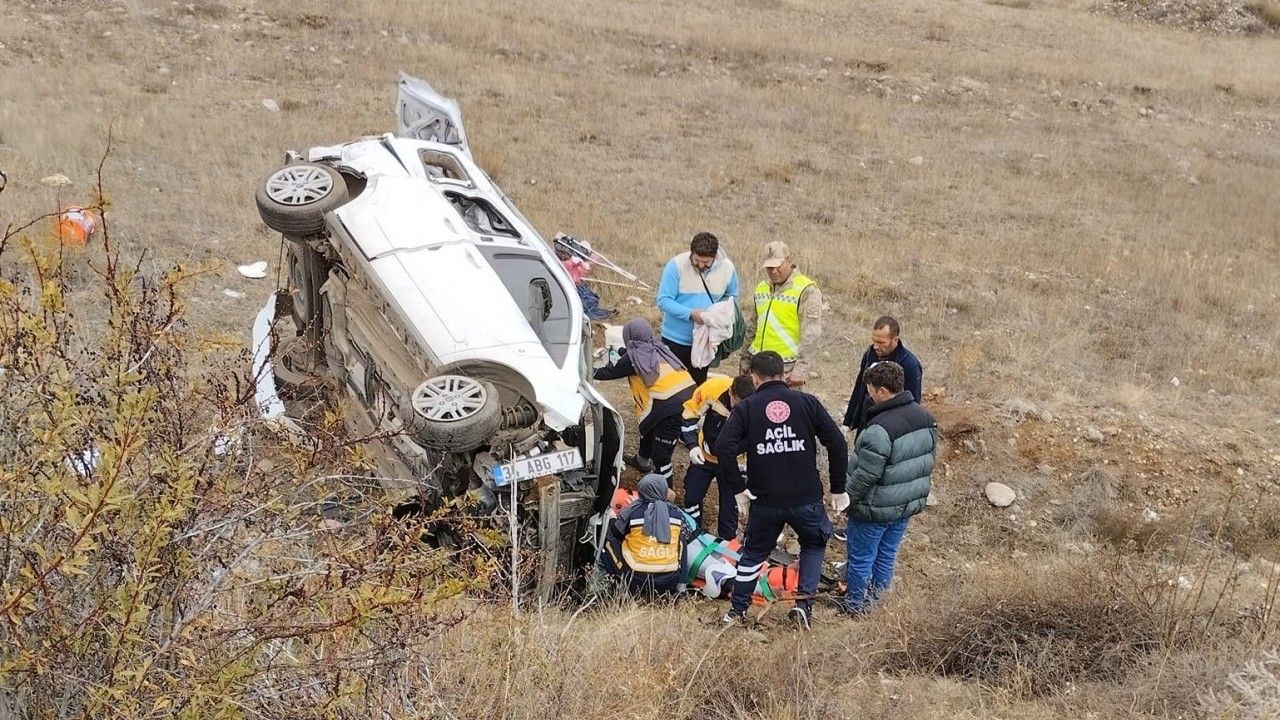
(843, 361, 938, 614)
(714, 351, 848, 630)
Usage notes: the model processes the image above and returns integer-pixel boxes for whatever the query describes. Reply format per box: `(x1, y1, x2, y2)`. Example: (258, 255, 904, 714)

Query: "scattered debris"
(55, 208, 97, 246)
(212, 430, 241, 457)
(1142, 507, 1160, 522)
(65, 447, 101, 476)
(238, 261, 269, 279)
(40, 173, 72, 188)
(985, 481, 1016, 507)
(908, 155, 925, 166)
(223, 289, 246, 299)
(1171, 376, 1182, 387)
(262, 98, 280, 112)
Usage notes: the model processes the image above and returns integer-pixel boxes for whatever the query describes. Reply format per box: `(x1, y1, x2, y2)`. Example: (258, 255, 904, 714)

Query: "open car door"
(395, 73, 469, 154)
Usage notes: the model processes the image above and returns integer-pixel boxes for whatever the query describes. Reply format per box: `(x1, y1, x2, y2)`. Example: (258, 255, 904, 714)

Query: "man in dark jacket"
(842, 361, 938, 614)
(841, 316, 923, 432)
(715, 351, 848, 629)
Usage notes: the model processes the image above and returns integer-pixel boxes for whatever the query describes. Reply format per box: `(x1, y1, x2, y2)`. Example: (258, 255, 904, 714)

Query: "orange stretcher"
(609, 487, 798, 604)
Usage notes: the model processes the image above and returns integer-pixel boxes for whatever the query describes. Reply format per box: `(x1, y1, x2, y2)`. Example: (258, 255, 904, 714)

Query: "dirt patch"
(1098, 0, 1280, 34)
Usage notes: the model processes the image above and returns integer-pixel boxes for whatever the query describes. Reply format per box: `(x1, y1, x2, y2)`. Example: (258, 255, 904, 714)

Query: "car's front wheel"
(406, 375, 504, 452)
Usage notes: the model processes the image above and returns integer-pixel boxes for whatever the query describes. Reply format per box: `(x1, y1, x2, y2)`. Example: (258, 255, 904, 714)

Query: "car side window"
(444, 192, 520, 239)
(528, 278, 553, 322)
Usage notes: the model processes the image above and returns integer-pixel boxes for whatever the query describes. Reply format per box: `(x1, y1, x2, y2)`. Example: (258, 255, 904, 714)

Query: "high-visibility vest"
(681, 375, 733, 462)
(751, 274, 815, 362)
(627, 361, 696, 423)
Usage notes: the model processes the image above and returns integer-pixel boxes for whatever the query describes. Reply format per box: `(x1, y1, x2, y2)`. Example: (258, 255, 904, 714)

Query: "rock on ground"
(985, 481, 1016, 507)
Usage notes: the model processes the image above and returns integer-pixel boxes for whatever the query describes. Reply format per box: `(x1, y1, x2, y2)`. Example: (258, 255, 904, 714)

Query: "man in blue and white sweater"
(656, 232, 739, 385)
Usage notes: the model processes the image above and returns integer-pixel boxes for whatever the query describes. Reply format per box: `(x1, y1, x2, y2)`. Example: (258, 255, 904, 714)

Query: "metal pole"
(509, 445, 520, 614)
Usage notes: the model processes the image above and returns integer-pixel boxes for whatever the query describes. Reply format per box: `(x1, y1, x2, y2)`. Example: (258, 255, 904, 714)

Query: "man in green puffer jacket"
(841, 360, 938, 614)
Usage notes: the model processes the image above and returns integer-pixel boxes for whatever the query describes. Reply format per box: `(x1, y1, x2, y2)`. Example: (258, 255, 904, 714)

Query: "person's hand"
(735, 489, 756, 520)
(829, 492, 850, 514)
(688, 446, 706, 465)
(787, 363, 809, 387)
(690, 309, 705, 325)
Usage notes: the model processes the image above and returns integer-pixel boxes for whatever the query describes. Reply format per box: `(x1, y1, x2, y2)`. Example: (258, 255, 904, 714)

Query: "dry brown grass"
(1, 0, 1277, 419)
(1246, 0, 1280, 28)
(2, 0, 1279, 717)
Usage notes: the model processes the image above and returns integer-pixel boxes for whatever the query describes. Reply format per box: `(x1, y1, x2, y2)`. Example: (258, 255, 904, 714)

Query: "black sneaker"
(787, 606, 812, 631)
(832, 527, 847, 542)
(721, 609, 747, 626)
(624, 454, 654, 472)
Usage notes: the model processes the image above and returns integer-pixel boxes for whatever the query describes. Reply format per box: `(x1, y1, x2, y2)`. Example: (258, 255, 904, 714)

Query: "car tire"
(255, 162, 350, 236)
(406, 375, 504, 452)
(285, 243, 327, 331)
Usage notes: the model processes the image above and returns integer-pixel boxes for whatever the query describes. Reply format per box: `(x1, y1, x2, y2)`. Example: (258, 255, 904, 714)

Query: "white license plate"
(492, 448, 583, 487)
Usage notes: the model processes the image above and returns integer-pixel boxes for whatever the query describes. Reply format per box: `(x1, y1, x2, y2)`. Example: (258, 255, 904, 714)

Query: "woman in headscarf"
(594, 318, 696, 486)
(599, 473, 689, 595)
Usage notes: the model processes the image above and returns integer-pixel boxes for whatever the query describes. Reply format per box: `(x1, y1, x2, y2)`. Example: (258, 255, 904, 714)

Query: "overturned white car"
(251, 74, 623, 596)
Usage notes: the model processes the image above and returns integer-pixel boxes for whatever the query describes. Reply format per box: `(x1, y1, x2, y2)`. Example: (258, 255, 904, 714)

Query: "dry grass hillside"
(2, 0, 1278, 718)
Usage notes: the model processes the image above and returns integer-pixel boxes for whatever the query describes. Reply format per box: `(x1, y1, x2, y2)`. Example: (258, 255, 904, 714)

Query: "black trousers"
(682, 462, 739, 540)
(638, 414, 682, 487)
(662, 339, 709, 385)
(730, 501, 832, 614)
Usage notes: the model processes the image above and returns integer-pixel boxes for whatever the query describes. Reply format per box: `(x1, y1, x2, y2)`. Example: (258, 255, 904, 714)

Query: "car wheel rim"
(412, 376, 488, 423)
(289, 252, 310, 319)
(265, 166, 334, 206)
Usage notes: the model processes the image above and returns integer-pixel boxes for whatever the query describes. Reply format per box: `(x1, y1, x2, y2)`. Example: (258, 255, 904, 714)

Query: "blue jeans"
(844, 517, 909, 612)
(731, 501, 831, 614)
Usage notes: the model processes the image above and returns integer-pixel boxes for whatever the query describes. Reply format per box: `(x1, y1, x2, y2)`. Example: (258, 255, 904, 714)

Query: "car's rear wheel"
(255, 162, 350, 236)
(407, 375, 503, 452)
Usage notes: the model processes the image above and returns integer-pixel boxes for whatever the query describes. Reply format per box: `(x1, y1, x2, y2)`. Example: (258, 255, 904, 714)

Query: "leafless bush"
(0, 166, 492, 718)
(1201, 649, 1280, 719)
(881, 568, 1168, 697)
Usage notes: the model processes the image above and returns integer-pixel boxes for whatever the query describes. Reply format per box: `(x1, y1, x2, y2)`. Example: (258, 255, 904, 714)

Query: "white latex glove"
(688, 446, 706, 465)
(830, 492, 850, 514)
(735, 489, 756, 520)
